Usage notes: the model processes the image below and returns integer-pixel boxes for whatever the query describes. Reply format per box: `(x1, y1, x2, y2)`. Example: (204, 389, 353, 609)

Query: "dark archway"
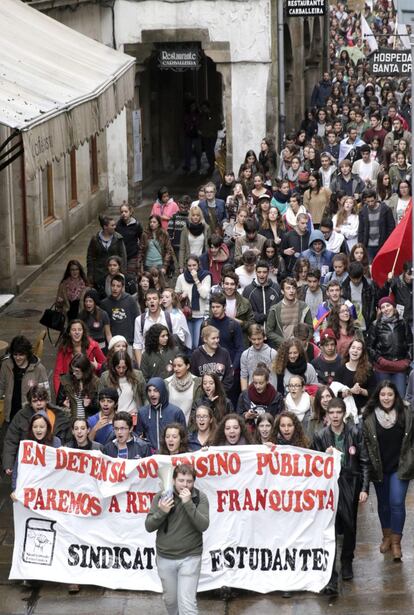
(139, 45, 223, 180)
(284, 24, 295, 132)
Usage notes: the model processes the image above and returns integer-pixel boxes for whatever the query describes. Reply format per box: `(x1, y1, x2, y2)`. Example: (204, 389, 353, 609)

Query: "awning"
(0, 0, 136, 179)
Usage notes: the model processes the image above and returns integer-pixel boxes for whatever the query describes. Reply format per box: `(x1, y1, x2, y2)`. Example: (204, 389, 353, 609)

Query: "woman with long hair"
(272, 338, 318, 395)
(115, 201, 143, 277)
(259, 138, 278, 185)
(303, 172, 331, 228)
(79, 288, 111, 349)
(137, 271, 155, 312)
(249, 173, 272, 211)
(310, 385, 334, 439)
(140, 324, 178, 382)
(362, 381, 414, 560)
(238, 150, 262, 177)
(327, 304, 360, 357)
(138, 215, 174, 276)
(66, 417, 102, 451)
(175, 255, 211, 349)
(99, 350, 145, 414)
(178, 205, 210, 272)
(225, 182, 248, 223)
(212, 413, 252, 446)
(336, 337, 376, 413)
(388, 153, 411, 194)
(99, 255, 137, 299)
(188, 404, 217, 451)
(148, 266, 167, 292)
(272, 410, 309, 447)
(192, 373, 233, 424)
(253, 412, 275, 445)
(258, 207, 286, 246)
(223, 206, 248, 248)
(55, 260, 88, 322)
(159, 422, 189, 455)
(87, 214, 127, 290)
(56, 353, 99, 420)
(259, 239, 285, 282)
(332, 196, 359, 250)
(165, 354, 202, 424)
(349, 243, 370, 278)
(238, 164, 254, 195)
(53, 320, 105, 394)
(283, 375, 313, 433)
(294, 257, 311, 292)
(150, 186, 179, 230)
(388, 180, 412, 224)
(367, 296, 411, 397)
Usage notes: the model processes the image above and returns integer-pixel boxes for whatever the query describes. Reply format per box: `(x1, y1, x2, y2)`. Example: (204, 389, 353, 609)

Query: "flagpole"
(391, 247, 401, 276)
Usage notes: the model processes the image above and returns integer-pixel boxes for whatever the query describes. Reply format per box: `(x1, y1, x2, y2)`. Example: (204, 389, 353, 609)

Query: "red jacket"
(53, 338, 105, 394)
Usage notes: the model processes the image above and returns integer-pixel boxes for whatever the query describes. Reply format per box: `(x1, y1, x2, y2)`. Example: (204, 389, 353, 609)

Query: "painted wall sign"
(286, 0, 327, 16)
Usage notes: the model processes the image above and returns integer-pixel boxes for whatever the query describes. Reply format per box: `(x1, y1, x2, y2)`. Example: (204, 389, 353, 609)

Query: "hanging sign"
(10, 442, 340, 594)
(369, 48, 412, 75)
(286, 0, 327, 16)
(158, 46, 201, 72)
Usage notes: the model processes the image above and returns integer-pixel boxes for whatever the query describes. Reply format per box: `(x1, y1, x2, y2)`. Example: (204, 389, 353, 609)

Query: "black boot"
(341, 560, 353, 580)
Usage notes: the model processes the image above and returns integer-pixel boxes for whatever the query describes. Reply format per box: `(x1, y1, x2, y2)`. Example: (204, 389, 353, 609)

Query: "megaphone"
(158, 464, 174, 499)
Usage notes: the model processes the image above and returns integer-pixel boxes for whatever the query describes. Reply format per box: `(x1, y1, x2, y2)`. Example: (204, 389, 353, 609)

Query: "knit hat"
(320, 328, 337, 344)
(83, 288, 100, 306)
(378, 296, 395, 308)
(108, 335, 128, 351)
(98, 387, 119, 403)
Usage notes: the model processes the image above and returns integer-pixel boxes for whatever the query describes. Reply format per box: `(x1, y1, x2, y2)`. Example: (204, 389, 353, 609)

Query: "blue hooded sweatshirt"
(137, 377, 186, 452)
(300, 230, 335, 271)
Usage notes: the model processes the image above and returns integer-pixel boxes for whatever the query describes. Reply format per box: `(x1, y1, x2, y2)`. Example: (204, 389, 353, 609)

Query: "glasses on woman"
(289, 383, 303, 389)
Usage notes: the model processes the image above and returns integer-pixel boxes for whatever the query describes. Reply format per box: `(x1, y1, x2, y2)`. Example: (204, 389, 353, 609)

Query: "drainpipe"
(277, 0, 286, 150)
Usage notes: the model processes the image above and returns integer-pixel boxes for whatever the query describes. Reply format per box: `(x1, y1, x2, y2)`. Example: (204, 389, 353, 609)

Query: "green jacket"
(235, 293, 255, 345)
(362, 405, 414, 482)
(266, 300, 313, 350)
(145, 487, 209, 559)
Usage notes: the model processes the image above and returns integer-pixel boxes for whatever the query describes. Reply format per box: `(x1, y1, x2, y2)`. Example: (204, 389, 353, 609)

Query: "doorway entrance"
(139, 44, 223, 180)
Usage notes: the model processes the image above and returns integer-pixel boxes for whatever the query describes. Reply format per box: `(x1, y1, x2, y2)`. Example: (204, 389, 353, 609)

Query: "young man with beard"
(266, 277, 313, 350)
(281, 213, 311, 274)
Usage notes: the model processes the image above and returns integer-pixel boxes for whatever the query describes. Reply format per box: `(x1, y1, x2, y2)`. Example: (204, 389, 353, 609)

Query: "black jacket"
(281, 230, 310, 273)
(367, 315, 412, 363)
(312, 423, 370, 493)
(341, 277, 377, 330)
(363, 406, 414, 482)
(242, 280, 282, 325)
(357, 202, 395, 248)
(330, 172, 365, 197)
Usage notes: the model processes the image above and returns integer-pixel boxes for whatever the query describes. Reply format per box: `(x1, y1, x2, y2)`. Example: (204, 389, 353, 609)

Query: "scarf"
(286, 167, 301, 183)
(187, 221, 205, 237)
(286, 354, 308, 377)
(273, 189, 291, 204)
(375, 407, 397, 429)
(170, 372, 194, 392)
(284, 205, 306, 228)
(183, 269, 211, 311)
(248, 382, 276, 406)
(285, 392, 311, 422)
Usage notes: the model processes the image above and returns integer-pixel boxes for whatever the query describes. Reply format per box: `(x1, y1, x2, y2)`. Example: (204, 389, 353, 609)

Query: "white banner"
(10, 442, 340, 594)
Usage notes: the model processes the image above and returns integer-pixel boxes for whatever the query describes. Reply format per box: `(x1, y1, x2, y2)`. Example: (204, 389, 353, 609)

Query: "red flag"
(371, 201, 412, 287)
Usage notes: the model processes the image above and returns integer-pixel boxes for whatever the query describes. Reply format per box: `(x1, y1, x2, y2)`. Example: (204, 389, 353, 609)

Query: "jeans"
(187, 317, 203, 350)
(156, 555, 202, 615)
(374, 471, 409, 534)
(374, 369, 407, 398)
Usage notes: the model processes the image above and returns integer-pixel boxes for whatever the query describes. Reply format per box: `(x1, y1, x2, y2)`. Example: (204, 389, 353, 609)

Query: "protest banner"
(10, 442, 340, 593)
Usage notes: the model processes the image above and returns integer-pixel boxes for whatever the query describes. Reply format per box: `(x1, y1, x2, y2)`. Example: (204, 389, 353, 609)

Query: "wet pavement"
(0, 171, 414, 613)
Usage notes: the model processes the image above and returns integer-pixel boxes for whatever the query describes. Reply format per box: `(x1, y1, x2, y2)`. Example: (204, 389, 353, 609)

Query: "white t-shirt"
(117, 377, 136, 414)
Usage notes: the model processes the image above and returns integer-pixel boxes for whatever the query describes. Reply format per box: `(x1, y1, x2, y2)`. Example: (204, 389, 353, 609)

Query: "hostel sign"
(286, 0, 327, 16)
(369, 48, 412, 76)
(158, 46, 201, 72)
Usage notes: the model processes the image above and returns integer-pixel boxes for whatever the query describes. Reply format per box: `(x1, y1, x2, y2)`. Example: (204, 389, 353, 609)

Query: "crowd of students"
(1, 0, 414, 600)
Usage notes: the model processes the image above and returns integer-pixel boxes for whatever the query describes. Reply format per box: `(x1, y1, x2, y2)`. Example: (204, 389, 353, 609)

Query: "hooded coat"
(300, 230, 335, 271)
(137, 377, 186, 452)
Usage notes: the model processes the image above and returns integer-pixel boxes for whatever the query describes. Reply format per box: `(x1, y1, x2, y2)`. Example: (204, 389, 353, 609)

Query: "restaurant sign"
(158, 46, 201, 72)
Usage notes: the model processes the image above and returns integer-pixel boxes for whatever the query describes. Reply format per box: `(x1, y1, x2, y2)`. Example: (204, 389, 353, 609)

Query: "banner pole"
(390, 246, 401, 276)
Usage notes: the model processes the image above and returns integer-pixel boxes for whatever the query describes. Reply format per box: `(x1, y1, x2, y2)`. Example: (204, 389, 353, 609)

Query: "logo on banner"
(22, 518, 56, 566)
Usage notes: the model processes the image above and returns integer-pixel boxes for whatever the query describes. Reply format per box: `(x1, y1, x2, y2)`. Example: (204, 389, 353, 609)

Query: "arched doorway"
(139, 44, 223, 180)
